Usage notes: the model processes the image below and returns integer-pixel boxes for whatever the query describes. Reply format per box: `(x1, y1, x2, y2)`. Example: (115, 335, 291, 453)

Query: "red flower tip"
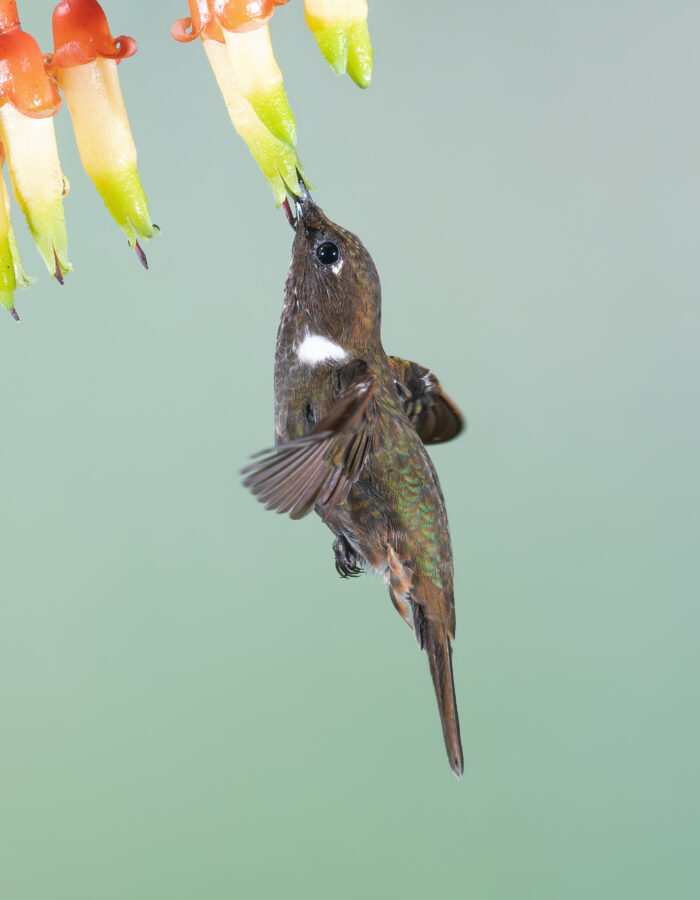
(171, 0, 226, 44)
(172, 0, 291, 43)
(52, 0, 137, 69)
(0, 29, 62, 117)
(213, 1, 284, 33)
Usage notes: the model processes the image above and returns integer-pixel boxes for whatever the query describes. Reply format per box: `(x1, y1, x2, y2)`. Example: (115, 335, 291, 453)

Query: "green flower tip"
(306, 17, 348, 74)
(0, 220, 35, 317)
(248, 87, 297, 148)
(19, 197, 71, 281)
(307, 15, 372, 87)
(0, 240, 16, 314)
(239, 110, 311, 207)
(7, 223, 33, 288)
(92, 168, 158, 250)
(347, 21, 373, 89)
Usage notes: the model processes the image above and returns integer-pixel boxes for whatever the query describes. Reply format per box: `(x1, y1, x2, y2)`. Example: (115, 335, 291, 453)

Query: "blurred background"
(2, 2, 699, 898)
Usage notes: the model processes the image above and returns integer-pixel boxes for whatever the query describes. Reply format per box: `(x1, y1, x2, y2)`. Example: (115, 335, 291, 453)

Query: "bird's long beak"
(297, 175, 311, 206)
(294, 171, 313, 222)
(282, 172, 314, 231)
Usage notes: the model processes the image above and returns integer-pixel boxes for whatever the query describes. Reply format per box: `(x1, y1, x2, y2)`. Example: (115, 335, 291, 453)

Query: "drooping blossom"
(50, 0, 158, 264)
(0, 0, 71, 282)
(0, 144, 32, 319)
(174, 2, 295, 143)
(173, 0, 307, 205)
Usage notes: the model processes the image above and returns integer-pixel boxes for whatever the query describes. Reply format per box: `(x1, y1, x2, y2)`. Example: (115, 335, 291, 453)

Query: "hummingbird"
(242, 186, 466, 776)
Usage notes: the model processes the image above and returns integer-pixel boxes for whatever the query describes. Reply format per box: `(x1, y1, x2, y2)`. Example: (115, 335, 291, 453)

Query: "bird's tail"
(414, 603, 464, 778)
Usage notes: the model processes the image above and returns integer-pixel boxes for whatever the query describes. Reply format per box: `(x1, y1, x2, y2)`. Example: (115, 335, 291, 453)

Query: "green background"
(2, 2, 699, 898)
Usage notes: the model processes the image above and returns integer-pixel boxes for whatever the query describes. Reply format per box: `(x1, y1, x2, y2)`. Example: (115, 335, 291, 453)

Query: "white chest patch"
(296, 333, 348, 366)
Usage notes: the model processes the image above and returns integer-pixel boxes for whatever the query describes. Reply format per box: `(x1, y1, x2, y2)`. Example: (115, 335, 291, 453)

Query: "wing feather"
(242, 362, 377, 520)
(388, 355, 464, 445)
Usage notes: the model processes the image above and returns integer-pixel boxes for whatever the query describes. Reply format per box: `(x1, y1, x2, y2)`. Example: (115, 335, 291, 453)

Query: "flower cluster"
(172, 0, 372, 206)
(0, 0, 156, 320)
(0, 0, 374, 321)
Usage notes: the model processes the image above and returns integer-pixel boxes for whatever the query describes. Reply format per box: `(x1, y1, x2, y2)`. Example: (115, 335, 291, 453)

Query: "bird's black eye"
(316, 241, 340, 265)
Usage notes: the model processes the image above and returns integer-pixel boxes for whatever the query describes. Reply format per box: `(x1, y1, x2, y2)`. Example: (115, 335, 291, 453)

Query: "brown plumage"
(242, 187, 466, 776)
(387, 356, 464, 445)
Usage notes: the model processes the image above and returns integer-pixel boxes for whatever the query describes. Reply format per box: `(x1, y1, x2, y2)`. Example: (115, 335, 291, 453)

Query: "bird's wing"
(387, 356, 464, 445)
(242, 361, 377, 521)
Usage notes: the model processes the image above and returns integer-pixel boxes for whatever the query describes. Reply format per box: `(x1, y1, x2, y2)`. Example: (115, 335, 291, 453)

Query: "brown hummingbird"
(242, 185, 466, 776)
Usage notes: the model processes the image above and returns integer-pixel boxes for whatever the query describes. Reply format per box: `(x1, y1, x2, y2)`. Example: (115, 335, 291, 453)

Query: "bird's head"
(284, 183, 382, 349)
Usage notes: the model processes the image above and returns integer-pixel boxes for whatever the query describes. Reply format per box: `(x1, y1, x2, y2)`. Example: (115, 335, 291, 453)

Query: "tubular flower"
(3, 172, 31, 286)
(173, 0, 306, 205)
(174, 1, 296, 146)
(0, 177, 18, 318)
(0, 152, 32, 320)
(223, 22, 295, 147)
(50, 0, 158, 263)
(203, 37, 306, 205)
(0, 1, 71, 281)
(305, 0, 372, 88)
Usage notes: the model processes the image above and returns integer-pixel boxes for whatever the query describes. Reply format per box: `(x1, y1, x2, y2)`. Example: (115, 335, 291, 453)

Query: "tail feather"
(414, 603, 464, 778)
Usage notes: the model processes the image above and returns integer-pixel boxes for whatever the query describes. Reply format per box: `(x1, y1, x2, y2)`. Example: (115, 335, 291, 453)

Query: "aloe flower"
(173, 0, 307, 205)
(51, 0, 158, 265)
(305, 0, 372, 88)
(0, 1, 70, 282)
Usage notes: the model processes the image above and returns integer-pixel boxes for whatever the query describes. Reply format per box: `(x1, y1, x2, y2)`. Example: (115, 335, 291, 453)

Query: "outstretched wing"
(242, 360, 377, 521)
(388, 356, 464, 445)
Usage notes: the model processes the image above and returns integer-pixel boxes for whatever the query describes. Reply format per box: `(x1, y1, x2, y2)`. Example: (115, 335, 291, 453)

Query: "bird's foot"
(333, 535, 363, 578)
